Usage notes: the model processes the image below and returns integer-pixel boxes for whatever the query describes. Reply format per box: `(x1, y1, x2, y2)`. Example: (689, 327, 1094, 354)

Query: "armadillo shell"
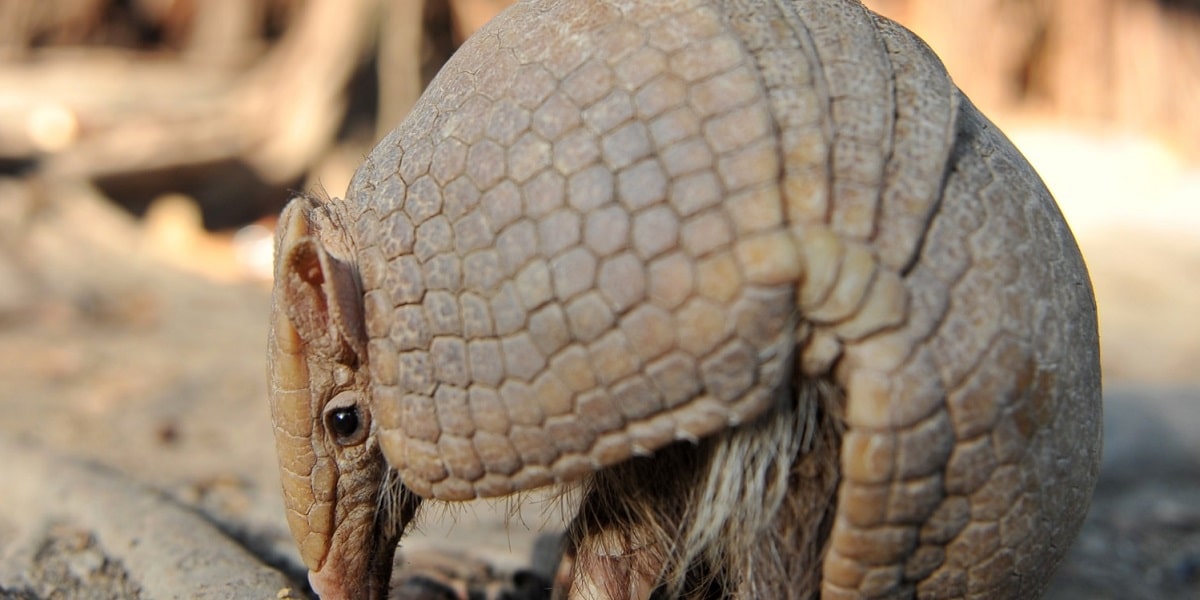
(343, 1, 1100, 596)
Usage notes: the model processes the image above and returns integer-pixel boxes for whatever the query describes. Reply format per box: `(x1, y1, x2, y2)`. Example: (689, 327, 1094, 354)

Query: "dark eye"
(327, 407, 360, 440)
(323, 390, 368, 446)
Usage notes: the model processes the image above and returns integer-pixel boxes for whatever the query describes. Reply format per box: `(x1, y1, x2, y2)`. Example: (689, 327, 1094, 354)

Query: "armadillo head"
(268, 195, 420, 599)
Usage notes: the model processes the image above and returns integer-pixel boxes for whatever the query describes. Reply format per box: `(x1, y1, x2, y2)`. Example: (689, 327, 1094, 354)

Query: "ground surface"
(0, 125, 1197, 599)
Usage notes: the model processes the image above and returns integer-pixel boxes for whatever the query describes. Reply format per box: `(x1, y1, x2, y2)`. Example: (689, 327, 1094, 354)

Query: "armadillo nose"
(308, 560, 392, 600)
(308, 566, 348, 600)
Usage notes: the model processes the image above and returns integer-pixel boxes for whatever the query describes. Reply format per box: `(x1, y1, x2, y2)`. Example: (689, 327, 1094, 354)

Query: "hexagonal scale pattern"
(346, 0, 807, 504)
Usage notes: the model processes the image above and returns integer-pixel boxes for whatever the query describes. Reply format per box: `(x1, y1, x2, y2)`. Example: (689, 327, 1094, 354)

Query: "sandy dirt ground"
(0, 124, 1197, 598)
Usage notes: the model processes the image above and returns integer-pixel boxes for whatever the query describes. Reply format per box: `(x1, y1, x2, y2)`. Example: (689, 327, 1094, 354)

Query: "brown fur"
(558, 375, 844, 599)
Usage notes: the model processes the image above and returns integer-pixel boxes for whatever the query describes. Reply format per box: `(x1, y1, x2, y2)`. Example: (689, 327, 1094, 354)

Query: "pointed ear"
(276, 211, 367, 364)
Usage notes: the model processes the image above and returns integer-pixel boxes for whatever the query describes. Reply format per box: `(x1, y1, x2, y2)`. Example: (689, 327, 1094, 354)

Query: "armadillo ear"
(277, 212, 367, 364)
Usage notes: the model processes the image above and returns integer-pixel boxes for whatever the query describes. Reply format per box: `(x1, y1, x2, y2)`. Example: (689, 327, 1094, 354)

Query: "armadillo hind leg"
(559, 378, 841, 599)
(560, 524, 659, 600)
(560, 444, 697, 599)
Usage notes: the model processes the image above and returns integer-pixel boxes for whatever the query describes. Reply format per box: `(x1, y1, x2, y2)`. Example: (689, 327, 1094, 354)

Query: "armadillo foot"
(556, 528, 659, 600)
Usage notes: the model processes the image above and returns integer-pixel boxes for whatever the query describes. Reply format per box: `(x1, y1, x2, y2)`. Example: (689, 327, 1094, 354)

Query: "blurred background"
(0, 0, 1196, 598)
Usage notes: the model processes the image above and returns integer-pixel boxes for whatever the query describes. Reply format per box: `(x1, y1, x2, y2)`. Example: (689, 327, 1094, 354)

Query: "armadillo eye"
(323, 390, 369, 446)
(327, 407, 360, 441)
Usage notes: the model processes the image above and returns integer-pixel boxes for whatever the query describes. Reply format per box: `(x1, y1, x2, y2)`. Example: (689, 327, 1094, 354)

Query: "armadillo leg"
(561, 528, 658, 600)
(558, 452, 689, 600)
(555, 379, 843, 599)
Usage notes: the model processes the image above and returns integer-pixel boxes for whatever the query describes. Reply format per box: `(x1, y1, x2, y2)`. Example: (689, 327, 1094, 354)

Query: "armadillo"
(267, 0, 1102, 598)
